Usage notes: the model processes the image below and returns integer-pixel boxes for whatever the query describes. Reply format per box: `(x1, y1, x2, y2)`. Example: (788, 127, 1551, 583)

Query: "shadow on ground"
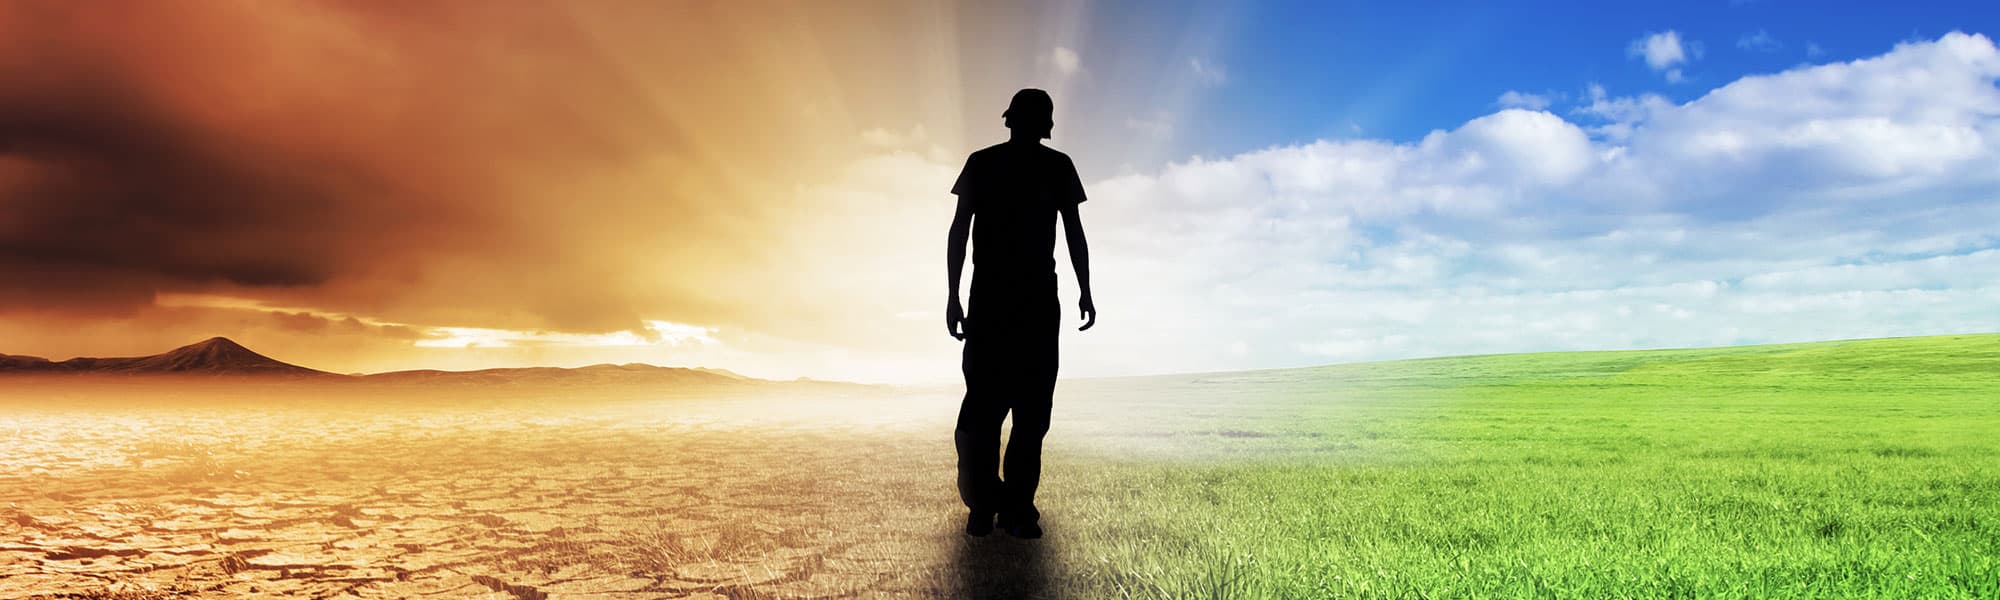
(950, 534, 1052, 599)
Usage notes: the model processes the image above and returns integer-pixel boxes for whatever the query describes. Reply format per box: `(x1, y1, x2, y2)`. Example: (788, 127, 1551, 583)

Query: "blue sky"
(1218, 0, 1990, 146)
(1045, 0, 2000, 170)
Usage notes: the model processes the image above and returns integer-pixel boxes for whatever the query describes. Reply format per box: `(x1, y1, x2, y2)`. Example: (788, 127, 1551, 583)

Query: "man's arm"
(1060, 203, 1095, 331)
(945, 194, 974, 340)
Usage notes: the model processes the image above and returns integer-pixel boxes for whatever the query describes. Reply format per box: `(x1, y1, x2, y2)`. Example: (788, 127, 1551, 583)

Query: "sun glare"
(159, 293, 717, 351)
(414, 322, 718, 349)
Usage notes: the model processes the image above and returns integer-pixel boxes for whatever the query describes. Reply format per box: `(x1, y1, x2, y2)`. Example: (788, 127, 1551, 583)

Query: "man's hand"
(946, 298, 967, 340)
(1078, 294, 1096, 331)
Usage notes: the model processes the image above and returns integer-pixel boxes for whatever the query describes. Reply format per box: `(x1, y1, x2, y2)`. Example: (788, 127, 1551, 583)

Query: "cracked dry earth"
(0, 386, 1012, 599)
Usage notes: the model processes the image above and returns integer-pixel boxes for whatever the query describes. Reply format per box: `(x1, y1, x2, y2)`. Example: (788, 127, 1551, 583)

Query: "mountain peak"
(0, 337, 325, 376)
(145, 337, 316, 374)
(189, 337, 248, 351)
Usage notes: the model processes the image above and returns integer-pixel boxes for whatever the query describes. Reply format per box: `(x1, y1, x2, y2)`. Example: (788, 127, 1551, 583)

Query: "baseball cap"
(1002, 88, 1054, 138)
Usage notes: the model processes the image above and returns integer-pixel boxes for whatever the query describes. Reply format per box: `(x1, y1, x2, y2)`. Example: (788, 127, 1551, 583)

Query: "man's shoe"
(996, 511, 1042, 539)
(965, 511, 995, 537)
(1004, 520, 1043, 539)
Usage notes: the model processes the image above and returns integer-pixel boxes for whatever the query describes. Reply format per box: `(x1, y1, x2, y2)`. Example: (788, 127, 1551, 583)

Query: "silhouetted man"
(946, 88, 1095, 539)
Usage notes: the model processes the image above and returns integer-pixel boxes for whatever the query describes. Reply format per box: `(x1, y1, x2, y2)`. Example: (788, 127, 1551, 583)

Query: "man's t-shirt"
(950, 141, 1087, 284)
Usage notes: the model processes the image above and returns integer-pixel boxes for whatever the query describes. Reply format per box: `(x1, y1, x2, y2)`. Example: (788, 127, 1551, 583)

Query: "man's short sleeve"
(1061, 155, 1087, 206)
(950, 153, 979, 196)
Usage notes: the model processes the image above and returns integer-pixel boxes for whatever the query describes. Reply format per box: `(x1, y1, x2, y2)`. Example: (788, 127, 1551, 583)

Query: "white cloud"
(1806, 42, 1826, 57)
(1055, 33, 2000, 376)
(1737, 29, 1782, 52)
(1445, 109, 1596, 186)
(1630, 30, 1702, 82)
(1050, 46, 1081, 77)
(1621, 33, 2000, 198)
(1190, 58, 1228, 86)
(1632, 30, 1689, 69)
(1575, 83, 1673, 141)
(1497, 90, 1552, 110)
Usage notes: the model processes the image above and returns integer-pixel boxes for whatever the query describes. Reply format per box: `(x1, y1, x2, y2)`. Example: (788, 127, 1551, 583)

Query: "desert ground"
(4, 334, 2000, 598)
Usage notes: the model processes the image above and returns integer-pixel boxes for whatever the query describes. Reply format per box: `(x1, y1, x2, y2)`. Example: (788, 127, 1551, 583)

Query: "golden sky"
(0, 1, 1215, 382)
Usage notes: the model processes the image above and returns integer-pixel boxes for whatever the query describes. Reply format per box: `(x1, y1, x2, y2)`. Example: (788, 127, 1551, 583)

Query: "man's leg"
(954, 336, 1009, 530)
(1000, 379, 1052, 525)
(1000, 304, 1060, 533)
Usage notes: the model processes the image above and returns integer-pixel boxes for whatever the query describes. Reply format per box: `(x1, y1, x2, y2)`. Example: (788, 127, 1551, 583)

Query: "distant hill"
(692, 366, 751, 380)
(0, 337, 775, 387)
(0, 337, 327, 376)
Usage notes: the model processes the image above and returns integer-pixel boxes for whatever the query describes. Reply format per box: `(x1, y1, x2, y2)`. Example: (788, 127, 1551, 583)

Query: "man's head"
(1003, 88, 1054, 139)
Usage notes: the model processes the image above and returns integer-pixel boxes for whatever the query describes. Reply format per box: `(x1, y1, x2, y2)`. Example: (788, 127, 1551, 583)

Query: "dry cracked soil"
(0, 385, 1053, 599)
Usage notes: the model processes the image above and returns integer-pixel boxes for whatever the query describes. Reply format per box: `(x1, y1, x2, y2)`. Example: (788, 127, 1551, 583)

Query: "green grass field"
(1018, 333, 2000, 598)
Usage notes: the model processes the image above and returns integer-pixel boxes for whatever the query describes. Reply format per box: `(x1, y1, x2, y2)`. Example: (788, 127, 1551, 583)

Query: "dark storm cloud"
(0, 2, 701, 332)
(0, 68, 351, 301)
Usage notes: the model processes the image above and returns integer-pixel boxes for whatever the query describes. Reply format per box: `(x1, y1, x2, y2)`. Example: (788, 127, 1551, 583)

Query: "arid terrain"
(0, 382, 1014, 599)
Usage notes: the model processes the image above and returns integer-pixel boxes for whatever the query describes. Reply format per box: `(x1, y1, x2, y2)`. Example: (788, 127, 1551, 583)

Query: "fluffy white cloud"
(1575, 83, 1674, 142)
(1633, 31, 1689, 69)
(1631, 30, 1701, 82)
(1057, 33, 2000, 376)
(1622, 33, 2000, 205)
(1444, 109, 1597, 186)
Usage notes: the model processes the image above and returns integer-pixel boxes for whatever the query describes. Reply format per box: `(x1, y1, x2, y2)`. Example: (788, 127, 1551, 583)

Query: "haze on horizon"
(3, 1, 1998, 384)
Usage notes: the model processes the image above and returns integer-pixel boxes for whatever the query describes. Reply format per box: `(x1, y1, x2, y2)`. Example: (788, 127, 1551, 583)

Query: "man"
(945, 88, 1096, 539)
